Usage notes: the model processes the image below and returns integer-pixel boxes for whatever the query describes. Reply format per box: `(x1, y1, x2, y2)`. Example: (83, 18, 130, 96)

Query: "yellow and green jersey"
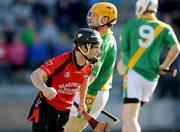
(88, 30, 117, 96)
(121, 15, 179, 81)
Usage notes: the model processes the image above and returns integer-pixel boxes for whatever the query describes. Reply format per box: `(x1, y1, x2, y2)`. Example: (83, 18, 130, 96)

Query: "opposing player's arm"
(160, 44, 180, 73)
(117, 51, 128, 75)
(97, 47, 116, 85)
(160, 27, 180, 74)
(117, 25, 130, 75)
(89, 75, 95, 85)
(117, 59, 128, 75)
(120, 23, 130, 54)
(92, 38, 116, 79)
(91, 47, 106, 80)
(91, 55, 105, 80)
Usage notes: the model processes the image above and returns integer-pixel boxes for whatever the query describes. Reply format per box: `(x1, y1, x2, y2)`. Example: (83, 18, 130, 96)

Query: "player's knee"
(65, 117, 88, 132)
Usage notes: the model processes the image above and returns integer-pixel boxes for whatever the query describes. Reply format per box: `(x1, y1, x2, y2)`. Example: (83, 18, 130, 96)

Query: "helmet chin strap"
(83, 54, 99, 64)
(77, 47, 99, 64)
(90, 19, 116, 30)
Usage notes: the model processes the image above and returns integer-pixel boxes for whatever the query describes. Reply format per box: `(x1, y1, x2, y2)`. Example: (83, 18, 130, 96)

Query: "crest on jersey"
(45, 60, 53, 66)
(83, 72, 88, 78)
(64, 72, 70, 78)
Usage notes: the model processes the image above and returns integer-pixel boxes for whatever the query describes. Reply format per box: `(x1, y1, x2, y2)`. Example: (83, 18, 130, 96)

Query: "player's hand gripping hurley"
(160, 68, 177, 77)
(74, 102, 110, 132)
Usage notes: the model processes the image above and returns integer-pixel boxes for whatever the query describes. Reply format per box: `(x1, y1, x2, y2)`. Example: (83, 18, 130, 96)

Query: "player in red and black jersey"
(27, 28, 102, 132)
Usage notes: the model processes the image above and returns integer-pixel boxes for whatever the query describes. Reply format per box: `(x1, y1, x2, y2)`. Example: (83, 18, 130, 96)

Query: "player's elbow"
(30, 69, 41, 83)
(30, 70, 37, 83)
(177, 43, 180, 53)
(171, 44, 180, 55)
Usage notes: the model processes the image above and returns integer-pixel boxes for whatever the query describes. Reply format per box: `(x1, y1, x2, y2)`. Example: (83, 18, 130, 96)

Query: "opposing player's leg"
(122, 69, 157, 132)
(64, 116, 88, 132)
(65, 90, 109, 132)
(122, 102, 141, 132)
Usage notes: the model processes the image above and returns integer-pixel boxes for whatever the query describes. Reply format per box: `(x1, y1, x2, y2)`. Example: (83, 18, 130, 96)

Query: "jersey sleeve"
(92, 37, 116, 79)
(164, 26, 179, 48)
(92, 45, 105, 78)
(97, 45, 116, 83)
(40, 54, 66, 76)
(120, 21, 132, 66)
(40, 58, 59, 76)
(121, 23, 130, 53)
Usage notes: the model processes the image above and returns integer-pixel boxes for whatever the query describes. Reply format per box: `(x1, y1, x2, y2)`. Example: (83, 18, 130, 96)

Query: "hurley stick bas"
(74, 102, 110, 132)
(161, 68, 177, 77)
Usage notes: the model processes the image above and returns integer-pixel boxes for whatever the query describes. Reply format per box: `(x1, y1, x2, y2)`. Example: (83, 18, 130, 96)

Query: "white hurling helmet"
(136, 0, 158, 18)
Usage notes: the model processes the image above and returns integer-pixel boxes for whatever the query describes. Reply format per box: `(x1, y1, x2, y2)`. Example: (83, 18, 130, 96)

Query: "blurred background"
(0, 0, 179, 131)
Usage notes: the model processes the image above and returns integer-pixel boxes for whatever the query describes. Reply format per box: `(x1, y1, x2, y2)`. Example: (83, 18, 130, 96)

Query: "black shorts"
(27, 93, 70, 132)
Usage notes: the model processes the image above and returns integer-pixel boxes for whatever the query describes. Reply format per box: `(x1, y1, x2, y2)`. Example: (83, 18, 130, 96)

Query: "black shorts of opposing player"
(123, 97, 145, 107)
(27, 93, 70, 132)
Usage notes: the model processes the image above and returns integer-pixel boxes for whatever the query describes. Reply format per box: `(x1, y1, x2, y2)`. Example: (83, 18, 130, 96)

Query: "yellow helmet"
(87, 2, 118, 28)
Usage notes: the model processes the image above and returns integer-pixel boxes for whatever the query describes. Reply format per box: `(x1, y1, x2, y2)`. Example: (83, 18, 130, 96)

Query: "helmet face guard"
(86, 2, 117, 29)
(86, 11, 98, 29)
(86, 11, 92, 27)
